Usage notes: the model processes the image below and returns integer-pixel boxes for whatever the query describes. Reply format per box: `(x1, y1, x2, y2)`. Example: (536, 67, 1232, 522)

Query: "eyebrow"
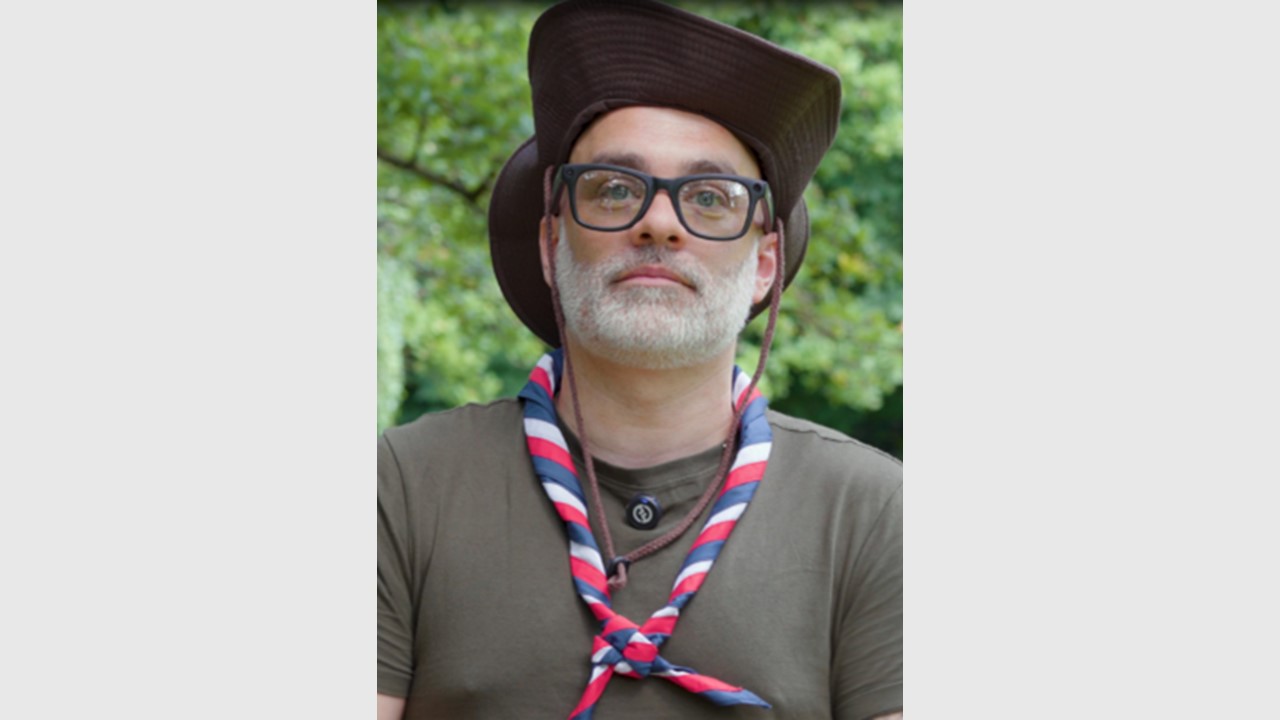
(682, 159, 739, 176)
(587, 152, 742, 177)
(589, 152, 649, 172)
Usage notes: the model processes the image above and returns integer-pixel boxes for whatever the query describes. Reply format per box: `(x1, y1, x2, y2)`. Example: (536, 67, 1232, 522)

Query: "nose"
(632, 189, 685, 246)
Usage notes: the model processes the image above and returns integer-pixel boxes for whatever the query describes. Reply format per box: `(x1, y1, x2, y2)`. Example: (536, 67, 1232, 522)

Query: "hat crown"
(527, 0, 841, 222)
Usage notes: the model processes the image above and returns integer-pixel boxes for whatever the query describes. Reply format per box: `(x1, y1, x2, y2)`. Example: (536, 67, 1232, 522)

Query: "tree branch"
(377, 146, 489, 207)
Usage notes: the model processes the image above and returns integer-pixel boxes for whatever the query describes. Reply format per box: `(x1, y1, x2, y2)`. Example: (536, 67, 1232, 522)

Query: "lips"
(612, 264, 696, 289)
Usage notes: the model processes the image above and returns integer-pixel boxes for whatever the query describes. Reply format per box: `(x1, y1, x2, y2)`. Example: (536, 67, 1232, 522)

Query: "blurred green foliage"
(378, 1, 903, 457)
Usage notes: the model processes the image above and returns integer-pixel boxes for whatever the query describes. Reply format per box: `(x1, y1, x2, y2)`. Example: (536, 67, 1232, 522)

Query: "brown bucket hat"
(488, 0, 843, 346)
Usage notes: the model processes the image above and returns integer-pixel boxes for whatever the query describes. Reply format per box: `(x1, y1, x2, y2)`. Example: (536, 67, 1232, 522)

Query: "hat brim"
(489, 133, 809, 348)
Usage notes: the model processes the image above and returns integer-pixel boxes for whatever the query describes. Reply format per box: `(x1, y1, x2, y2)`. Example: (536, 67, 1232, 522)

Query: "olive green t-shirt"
(378, 398, 902, 719)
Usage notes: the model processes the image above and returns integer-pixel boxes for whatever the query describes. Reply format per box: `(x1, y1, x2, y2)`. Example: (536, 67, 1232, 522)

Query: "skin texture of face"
(540, 106, 778, 370)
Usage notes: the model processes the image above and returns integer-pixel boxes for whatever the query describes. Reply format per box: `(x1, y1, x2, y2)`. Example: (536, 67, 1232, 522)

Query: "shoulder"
(381, 398, 523, 454)
(766, 409, 902, 483)
(761, 408, 902, 531)
(379, 398, 526, 486)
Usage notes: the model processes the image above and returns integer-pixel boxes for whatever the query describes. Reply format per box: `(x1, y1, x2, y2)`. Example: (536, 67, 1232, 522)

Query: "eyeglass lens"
(572, 168, 753, 240)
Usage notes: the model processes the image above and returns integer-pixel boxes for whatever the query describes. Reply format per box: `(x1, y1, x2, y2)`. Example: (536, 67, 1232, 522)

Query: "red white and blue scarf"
(518, 349, 773, 718)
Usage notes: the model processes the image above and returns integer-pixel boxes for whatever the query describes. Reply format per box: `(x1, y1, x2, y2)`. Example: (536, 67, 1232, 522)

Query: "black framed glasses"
(554, 163, 771, 241)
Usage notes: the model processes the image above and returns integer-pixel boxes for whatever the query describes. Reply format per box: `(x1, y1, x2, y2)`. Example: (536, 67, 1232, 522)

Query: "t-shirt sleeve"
(833, 481, 903, 720)
(378, 433, 416, 697)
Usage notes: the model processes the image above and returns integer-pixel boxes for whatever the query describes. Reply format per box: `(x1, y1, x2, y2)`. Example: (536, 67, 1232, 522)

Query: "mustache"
(601, 247, 705, 289)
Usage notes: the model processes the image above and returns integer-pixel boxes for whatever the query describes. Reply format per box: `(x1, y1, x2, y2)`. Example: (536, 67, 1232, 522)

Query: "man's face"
(542, 106, 778, 370)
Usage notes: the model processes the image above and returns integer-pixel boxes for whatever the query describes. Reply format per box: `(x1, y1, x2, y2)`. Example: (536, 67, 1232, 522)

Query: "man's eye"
(603, 183, 634, 200)
(693, 190, 723, 207)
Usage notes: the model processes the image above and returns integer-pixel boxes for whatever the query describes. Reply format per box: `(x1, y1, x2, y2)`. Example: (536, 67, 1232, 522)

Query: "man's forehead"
(567, 106, 762, 179)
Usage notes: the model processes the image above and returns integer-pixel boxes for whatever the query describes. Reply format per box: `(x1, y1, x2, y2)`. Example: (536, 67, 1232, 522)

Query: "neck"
(556, 338, 739, 469)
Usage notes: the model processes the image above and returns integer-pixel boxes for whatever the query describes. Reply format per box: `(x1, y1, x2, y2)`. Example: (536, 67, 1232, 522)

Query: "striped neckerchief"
(518, 349, 774, 717)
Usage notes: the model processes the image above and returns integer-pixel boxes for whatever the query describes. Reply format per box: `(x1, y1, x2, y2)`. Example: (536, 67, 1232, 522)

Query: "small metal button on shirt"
(624, 494, 662, 530)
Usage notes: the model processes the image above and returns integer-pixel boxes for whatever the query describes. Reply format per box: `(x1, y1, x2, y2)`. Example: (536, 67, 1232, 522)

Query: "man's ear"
(538, 215, 559, 288)
(752, 230, 779, 305)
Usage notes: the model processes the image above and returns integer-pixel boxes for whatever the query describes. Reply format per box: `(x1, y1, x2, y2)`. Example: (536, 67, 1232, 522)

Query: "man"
(378, 1, 902, 718)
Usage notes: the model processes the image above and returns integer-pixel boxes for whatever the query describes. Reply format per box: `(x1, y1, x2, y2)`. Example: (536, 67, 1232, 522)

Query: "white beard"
(554, 225, 759, 370)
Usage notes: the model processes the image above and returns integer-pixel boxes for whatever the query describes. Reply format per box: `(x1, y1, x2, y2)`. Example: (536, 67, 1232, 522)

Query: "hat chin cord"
(541, 166, 785, 592)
